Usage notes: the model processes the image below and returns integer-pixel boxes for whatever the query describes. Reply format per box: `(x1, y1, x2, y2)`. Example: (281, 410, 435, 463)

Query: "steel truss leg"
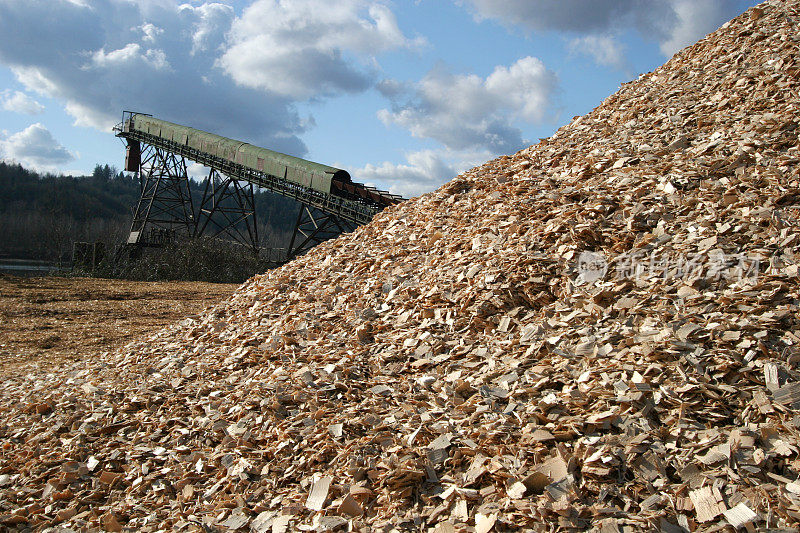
(128, 145, 194, 246)
(287, 204, 357, 259)
(194, 168, 259, 254)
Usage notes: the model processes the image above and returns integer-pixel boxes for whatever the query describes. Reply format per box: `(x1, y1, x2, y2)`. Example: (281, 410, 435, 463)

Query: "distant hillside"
(0, 161, 299, 261)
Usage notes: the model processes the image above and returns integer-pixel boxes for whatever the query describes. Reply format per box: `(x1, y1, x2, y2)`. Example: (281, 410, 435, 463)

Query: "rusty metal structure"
(114, 111, 403, 260)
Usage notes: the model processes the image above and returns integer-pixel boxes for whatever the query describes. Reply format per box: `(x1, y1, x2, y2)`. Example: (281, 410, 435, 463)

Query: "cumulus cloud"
(461, 0, 743, 63)
(0, 123, 75, 169)
(353, 148, 490, 198)
(9, 66, 60, 96)
(218, 0, 424, 98)
(0, 0, 419, 160)
(91, 44, 170, 71)
(568, 35, 628, 72)
(179, 3, 235, 55)
(63, 101, 118, 132)
(378, 57, 557, 154)
(0, 1, 308, 155)
(371, 56, 558, 194)
(1, 90, 44, 114)
(355, 150, 454, 198)
(138, 23, 164, 44)
(659, 0, 734, 56)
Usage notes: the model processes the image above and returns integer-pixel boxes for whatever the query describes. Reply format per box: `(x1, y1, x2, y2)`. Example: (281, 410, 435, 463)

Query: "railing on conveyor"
(114, 124, 403, 227)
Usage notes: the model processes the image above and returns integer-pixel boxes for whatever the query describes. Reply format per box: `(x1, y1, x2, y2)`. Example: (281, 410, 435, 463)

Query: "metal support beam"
(127, 143, 260, 254)
(128, 144, 194, 246)
(194, 168, 259, 254)
(116, 112, 404, 261)
(286, 204, 357, 259)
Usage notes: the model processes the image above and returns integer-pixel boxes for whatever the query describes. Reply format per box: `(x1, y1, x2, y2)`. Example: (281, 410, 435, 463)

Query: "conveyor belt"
(115, 117, 403, 226)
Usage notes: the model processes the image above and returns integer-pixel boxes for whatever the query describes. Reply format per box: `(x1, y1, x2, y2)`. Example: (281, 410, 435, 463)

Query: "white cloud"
(378, 57, 557, 154)
(568, 35, 628, 71)
(218, 0, 423, 98)
(10, 66, 60, 96)
(0, 123, 75, 170)
(64, 101, 117, 131)
(91, 43, 141, 67)
(139, 22, 164, 43)
(144, 49, 170, 70)
(0, 0, 420, 161)
(0, 1, 310, 156)
(484, 57, 556, 122)
(371, 56, 558, 194)
(354, 148, 490, 198)
(462, 0, 744, 63)
(179, 3, 235, 55)
(91, 44, 170, 71)
(187, 161, 212, 181)
(659, 0, 732, 56)
(1, 90, 44, 114)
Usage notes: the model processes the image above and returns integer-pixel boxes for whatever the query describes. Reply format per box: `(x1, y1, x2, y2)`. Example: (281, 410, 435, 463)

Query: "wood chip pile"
(2, 1, 800, 530)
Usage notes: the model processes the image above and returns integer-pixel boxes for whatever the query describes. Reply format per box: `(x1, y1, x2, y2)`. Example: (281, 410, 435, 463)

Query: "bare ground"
(0, 275, 238, 374)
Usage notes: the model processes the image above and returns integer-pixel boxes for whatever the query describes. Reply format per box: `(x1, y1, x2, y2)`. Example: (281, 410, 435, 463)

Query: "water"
(0, 260, 69, 275)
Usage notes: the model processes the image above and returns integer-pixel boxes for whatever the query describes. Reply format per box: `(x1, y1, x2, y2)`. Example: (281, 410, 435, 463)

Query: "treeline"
(0, 162, 139, 262)
(0, 161, 300, 280)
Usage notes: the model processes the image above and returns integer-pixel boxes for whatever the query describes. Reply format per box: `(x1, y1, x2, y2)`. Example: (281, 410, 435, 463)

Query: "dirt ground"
(0, 275, 239, 374)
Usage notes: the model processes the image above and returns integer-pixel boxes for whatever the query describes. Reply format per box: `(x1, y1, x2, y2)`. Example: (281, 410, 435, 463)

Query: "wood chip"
(1, 2, 799, 530)
(773, 382, 800, 407)
(690, 486, 727, 523)
(475, 512, 497, 533)
(722, 502, 758, 528)
(305, 476, 332, 511)
(338, 494, 363, 517)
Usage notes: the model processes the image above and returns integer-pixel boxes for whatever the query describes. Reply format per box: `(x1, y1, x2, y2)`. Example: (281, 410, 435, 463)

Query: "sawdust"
(0, 275, 237, 374)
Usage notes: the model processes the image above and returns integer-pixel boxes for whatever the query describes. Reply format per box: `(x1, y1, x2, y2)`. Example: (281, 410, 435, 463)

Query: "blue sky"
(0, 0, 759, 197)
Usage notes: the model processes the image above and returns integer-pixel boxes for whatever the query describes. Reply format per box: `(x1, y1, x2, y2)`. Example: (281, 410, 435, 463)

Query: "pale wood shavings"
(306, 475, 333, 511)
(723, 502, 759, 528)
(2, 1, 800, 531)
(690, 485, 727, 523)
